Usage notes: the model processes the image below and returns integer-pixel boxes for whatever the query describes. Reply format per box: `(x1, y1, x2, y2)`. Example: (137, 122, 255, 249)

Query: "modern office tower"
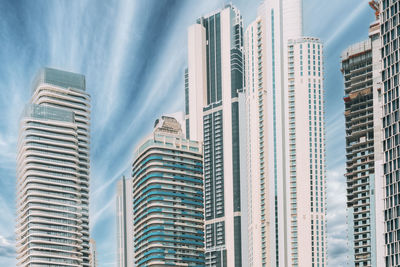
(16, 68, 91, 266)
(243, 1, 327, 266)
(132, 116, 204, 266)
(89, 239, 98, 267)
(380, 1, 400, 266)
(116, 177, 134, 267)
(185, 4, 244, 266)
(341, 18, 384, 267)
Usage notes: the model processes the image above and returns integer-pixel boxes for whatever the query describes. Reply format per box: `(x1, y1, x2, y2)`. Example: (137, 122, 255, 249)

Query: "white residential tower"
(16, 68, 91, 266)
(243, 1, 327, 266)
(116, 177, 134, 267)
(185, 4, 245, 266)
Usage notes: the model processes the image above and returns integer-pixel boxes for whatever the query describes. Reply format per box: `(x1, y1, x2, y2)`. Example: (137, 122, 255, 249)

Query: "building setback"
(132, 116, 204, 266)
(16, 68, 91, 266)
(185, 4, 244, 266)
(243, 1, 327, 266)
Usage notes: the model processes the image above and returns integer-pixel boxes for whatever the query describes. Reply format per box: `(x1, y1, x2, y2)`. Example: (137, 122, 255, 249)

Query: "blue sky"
(0, 0, 375, 266)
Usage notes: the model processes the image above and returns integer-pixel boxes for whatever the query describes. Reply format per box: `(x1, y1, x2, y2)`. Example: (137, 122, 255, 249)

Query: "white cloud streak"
(0, 1, 376, 266)
(91, 195, 115, 229)
(325, 1, 370, 47)
(326, 165, 348, 262)
(94, 0, 137, 128)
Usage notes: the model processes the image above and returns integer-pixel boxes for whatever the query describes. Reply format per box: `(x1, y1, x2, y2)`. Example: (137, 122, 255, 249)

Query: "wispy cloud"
(0, 235, 15, 259)
(0, 1, 376, 266)
(325, 1, 370, 47)
(91, 196, 115, 229)
(326, 166, 347, 266)
(94, 0, 137, 127)
(325, 110, 347, 265)
(302, 1, 374, 265)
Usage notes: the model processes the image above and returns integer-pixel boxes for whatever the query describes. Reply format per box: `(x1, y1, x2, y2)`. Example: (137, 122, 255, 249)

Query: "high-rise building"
(379, 1, 400, 266)
(243, 1, 327, 266)
(185, 4, 244, 266)
(89, 239, 98, 267)
(16, 68, 91, 266)
(131, 116, 204, 266)
(341, 18, 384, 267)
(116, 177, 134, 267)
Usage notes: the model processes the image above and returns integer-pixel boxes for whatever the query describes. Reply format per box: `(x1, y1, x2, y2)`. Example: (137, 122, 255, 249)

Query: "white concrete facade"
(116, 177, 134, 267)
(186, 24, 207, 142)
(369, 20, 385, 267)
(287, 37, 326, 267)
(244, 1, 326, 266)
(16, 68, 91, 266)
(89, 239, 98, 267)
(185, 4, 244, 267)
(244, 17, 271, 267)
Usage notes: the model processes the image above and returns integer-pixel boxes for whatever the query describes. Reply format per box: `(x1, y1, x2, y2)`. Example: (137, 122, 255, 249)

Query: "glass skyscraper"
(16, 68, 91, 266)
(185, 4, 244, 266)
(132, 116, 204, 266)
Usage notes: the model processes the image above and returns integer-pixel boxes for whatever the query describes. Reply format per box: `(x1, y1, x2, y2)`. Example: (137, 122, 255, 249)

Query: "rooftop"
(154, 116, 183, 136)
(341, 39, 371, 61)
(33, 67, 86, 94)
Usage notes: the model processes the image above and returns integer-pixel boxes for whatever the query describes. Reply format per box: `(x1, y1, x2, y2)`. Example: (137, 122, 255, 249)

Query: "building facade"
(243, 17, 270, 267)
(116, 177, 134, 267)
(380, 0, 400, 266)
(287, 37, 326, 267)
(89, 239, 98, 267)
(132, 116, 204, 266)
(16, 68, 91, 266)
(341, 19, 384, 267)
(243, 1, 327, 266)
(185, 4, 244, 266)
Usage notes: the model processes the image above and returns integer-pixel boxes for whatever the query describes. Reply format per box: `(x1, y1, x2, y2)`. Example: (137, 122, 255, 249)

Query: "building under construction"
(341, 18, 384, 267)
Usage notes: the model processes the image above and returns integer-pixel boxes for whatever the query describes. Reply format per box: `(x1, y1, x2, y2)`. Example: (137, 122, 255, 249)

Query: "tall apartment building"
(185, 4, 244, 266)
(89, 239, 98, 267)
(379, 0, 400, 266)
(243, 1, 326, 266)
(16, 68, 91, 266)
(341, 18, 384, 267)
(116, 177, 134, 267)
(131, 116, 204, 266)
